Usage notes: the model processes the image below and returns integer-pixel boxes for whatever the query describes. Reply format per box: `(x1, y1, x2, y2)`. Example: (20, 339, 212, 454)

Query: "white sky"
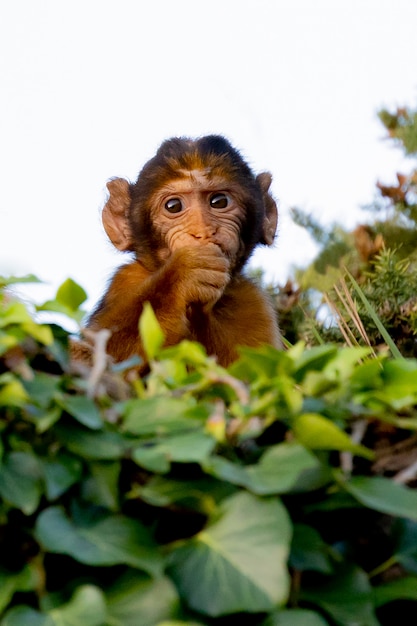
(1, 0, 417, 310)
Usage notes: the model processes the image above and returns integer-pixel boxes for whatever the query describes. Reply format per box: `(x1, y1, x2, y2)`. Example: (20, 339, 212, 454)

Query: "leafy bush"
(1, 276, 417, 626)
(275, 103, 417, 354)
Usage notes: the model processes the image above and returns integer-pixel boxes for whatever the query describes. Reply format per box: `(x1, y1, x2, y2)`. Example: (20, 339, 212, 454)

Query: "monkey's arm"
(88, 244, 230, 363)
(189, 276, 282, 367)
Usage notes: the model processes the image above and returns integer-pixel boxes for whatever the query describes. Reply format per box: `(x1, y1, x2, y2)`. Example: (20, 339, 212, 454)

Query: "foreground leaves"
(1, 276, 417, 623)
(35, 507, 163, 576)
(168, 491, 292, 616)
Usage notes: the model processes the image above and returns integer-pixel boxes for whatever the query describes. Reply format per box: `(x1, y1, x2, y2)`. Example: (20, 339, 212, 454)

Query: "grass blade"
(345, 269, 403, 360)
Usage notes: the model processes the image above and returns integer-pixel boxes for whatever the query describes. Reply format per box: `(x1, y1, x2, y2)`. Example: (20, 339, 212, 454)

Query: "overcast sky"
(1, 0, 417, 310)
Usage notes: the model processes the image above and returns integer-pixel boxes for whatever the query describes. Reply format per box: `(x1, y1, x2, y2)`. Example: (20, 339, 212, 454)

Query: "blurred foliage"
(272, 103, 417, 357)
(1, 275, 417, 626)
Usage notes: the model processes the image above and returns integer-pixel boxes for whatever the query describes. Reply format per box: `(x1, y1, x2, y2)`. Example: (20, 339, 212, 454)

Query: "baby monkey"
(85, 135, 282, 369)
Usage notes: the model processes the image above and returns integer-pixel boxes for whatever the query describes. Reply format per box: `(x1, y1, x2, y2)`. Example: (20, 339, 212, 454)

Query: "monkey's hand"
(167, 244, 231, 309)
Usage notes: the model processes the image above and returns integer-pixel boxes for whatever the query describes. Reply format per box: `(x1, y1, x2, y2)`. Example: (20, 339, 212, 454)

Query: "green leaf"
(0, 274, 41, 287)
(372, 575, 417, 607)
(290, 524, 333, 574)
(262, 609, 330, 625)
(23, 373, 60, 408)
(0, 374, 29, 407)
(56, 278, 87, 311)
(82, 461, 120, 511)
(168, 491, 292, 616)
(138, 475, 226, 510)
(35, 506, 163, 576)
(322, 347, 372, 380)
(37, 279, 87, 324)
(376, 359, 417, 409)
(160, 339, 209, 367)
(58, 394, 102, 430)
(293, 413, 374, 460)
(133, 432, 216, 473)
(0, 452, 43, 514)
(0, 302, 34, 328)
(245, 442, 320, 494)
(231, 345, 293, 381)
(0, 566, 37, 615)
(57, 425, 127, 460)
(22, 320, 54, 345)
(48, 585, 106, 626)
(292, 345, 338, 381)
(106, 572, 179, 626)
(122, 396, 204, 436)
(33, 407, 62, 433)
(139, 302, 165, 360)
(3, 587, 106, 626)
(343, 476, 417, 521)
(205, 442, 320, 495)
(42, 455, 83, 500)
(1, 607, 53, 626)
(393, 518, 417, 574)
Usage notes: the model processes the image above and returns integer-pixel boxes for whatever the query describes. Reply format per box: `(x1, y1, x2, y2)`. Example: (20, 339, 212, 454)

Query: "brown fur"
(85, 135, 282, 369)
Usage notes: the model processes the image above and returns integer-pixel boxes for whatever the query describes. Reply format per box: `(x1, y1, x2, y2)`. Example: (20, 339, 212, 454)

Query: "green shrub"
(1, 277, 417, 626)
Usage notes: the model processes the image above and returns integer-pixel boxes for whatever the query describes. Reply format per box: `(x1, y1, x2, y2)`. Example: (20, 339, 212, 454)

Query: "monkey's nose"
(189, 208, 217, 240)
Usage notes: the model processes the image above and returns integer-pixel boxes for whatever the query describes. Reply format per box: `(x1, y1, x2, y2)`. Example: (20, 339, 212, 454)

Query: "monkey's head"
(102, 135, 278, 272)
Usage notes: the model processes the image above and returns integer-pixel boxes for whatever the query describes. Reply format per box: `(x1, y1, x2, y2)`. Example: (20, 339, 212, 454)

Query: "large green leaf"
(133, 431, 216, 473)
(35, 507, 163, 576)
(57, 394, 102, 430)
(48, 585, 106, 626)
(0, 452, 43, 514)
(290, 524, 333, 574)
(42, 455, 83, 500)
(343, 476, 417, 521)
(293, 413, 374, 460)
(245, 442, 320, 494)
(205, 442, 320, 495)
(106, 572, 179, 626)
(56, 424, 127, 460)
(0, 566, 36, 615)
(122, 397, 205, 436)
(168, 491, 292, 616)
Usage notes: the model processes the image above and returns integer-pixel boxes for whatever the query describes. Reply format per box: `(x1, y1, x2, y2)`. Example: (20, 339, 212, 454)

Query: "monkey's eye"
(165, 198, 183, 213)
(209, 193, 229, 210)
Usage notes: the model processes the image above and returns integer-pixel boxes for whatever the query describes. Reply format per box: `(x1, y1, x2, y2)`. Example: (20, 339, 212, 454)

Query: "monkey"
(82, 135, 282, 371)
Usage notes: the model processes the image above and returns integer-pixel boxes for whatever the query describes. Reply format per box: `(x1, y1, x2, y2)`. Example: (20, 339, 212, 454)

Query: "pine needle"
(345, 269, 404, 360)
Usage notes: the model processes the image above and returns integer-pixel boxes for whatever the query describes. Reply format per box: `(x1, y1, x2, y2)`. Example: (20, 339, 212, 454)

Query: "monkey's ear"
(102, 178, 134, 251)
(257, 172, 278, 246)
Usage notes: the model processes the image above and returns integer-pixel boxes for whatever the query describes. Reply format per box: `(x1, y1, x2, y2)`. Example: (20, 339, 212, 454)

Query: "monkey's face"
(102, 136, 278, 274)
(149, 170, 245, 265)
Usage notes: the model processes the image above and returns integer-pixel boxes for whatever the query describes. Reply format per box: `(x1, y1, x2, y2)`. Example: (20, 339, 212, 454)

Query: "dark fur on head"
(128, 135, 272, 270)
